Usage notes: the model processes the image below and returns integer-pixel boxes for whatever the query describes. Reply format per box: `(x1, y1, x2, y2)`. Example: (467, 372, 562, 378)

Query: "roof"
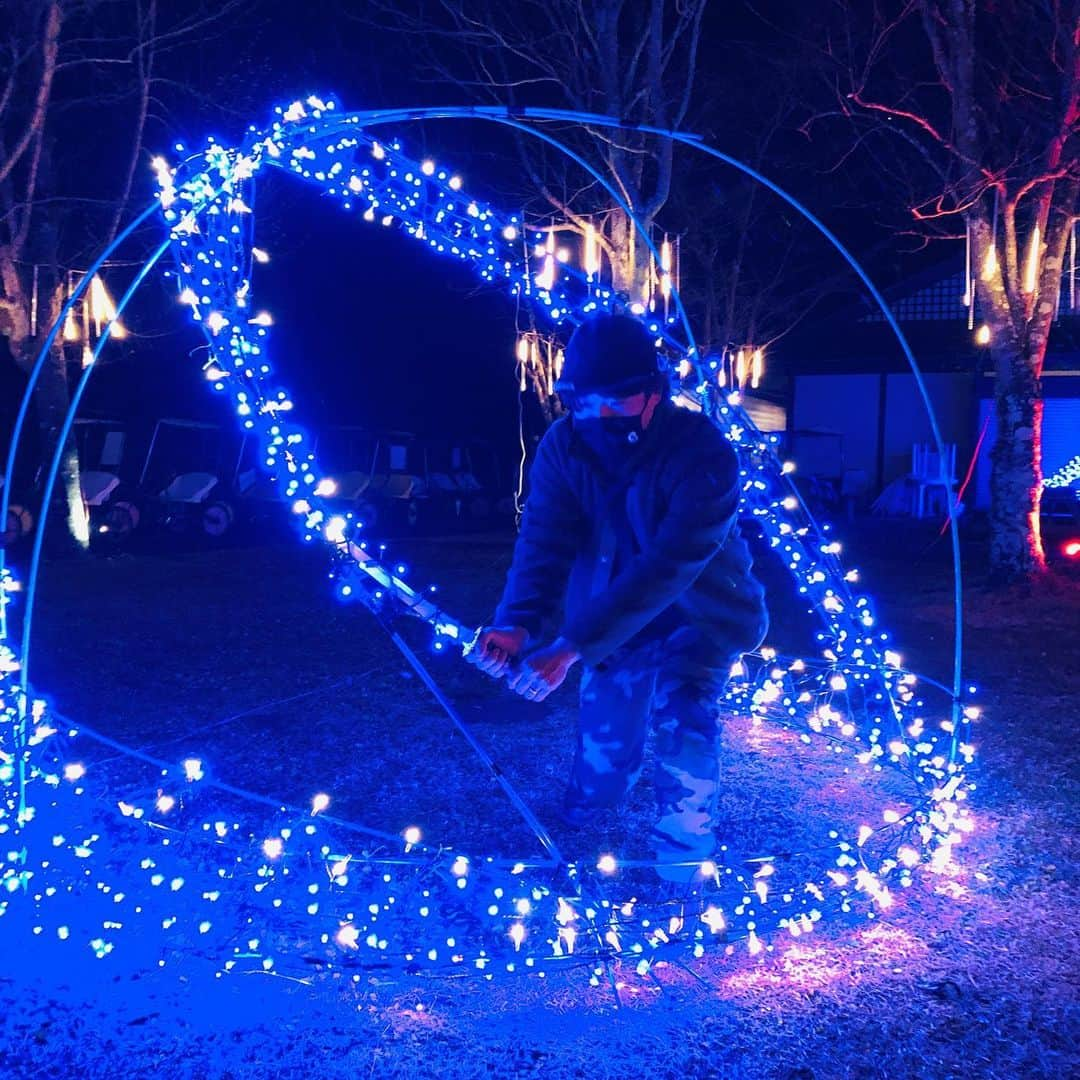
(769, 257, 1080, 376)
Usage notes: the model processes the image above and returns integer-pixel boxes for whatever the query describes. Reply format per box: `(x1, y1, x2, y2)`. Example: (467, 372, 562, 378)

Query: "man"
(469, 313, 768, 880)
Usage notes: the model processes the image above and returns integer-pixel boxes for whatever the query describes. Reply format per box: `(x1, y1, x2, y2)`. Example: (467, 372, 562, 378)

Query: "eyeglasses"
(566, 391, 651, 419)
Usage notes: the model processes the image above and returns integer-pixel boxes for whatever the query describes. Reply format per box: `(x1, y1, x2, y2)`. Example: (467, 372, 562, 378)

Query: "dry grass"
(0, 530, 1076, 1078)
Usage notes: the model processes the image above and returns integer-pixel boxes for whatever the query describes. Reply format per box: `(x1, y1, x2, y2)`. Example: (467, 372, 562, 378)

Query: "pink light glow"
(723, 923, 927, 997)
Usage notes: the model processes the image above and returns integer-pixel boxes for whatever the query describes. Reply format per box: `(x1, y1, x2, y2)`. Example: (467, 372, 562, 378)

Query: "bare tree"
(804, 0, 1079, 582)
(367, 0, 707, 298)
(670, 65, 858, 363)
(365, 2, 851, 422)
(0, 0, 248, 547)
(676, 172, 853, 369)
(0, 2, 80, 542)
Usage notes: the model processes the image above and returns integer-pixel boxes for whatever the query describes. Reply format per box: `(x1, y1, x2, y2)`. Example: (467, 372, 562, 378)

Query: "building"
(769, 261, 1080, 512)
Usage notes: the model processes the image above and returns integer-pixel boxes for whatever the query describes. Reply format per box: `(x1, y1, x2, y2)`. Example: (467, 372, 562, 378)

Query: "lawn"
(0, 523, 1077, 1079)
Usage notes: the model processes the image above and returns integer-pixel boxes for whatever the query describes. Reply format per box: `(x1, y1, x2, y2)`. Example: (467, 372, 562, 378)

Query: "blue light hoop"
(0, 97, 977, 983)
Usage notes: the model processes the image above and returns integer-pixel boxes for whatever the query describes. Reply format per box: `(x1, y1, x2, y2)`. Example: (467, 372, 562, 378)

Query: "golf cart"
(424, 438, 511, 530)
(229, 429, 318, 538)
(138, 418, 242, 540)
(318, 427, 427, 532)
(75, 418, 142, 544)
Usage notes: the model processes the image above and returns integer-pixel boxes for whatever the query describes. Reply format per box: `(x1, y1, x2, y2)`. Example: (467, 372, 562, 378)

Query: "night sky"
(1, 0, 967, 470)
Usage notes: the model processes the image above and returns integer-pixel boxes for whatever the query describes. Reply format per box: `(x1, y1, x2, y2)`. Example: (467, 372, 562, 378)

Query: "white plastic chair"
(909, 443, 957, 518)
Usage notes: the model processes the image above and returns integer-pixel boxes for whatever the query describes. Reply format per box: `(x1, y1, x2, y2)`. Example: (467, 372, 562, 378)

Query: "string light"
(62, 274, 127, 343)
(1043, 454, 1080, 489)
(0, 94, 976, 986)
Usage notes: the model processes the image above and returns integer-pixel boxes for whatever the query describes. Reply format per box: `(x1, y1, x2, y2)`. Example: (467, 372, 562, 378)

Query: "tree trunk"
(988, 351, 1045, 582)
(607, 208, 652, 300)
(3, 264, 88, 551)
(15, 333, 89, 552)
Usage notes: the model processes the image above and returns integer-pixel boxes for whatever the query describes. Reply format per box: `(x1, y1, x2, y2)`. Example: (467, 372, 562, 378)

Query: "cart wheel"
(103, 500, 139, 538)
(1, 504, 33, 547)
(202, 500, 234, 537)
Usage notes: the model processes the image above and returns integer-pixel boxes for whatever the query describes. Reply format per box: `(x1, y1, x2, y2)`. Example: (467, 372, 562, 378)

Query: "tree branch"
(0, 2, 61, 190)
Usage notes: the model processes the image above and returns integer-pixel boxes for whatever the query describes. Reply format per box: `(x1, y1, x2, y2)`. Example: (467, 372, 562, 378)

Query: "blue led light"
(0, 96, 977, 982)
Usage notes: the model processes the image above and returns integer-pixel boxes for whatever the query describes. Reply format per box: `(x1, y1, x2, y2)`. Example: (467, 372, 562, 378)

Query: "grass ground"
(0, 522, 1077, 1078)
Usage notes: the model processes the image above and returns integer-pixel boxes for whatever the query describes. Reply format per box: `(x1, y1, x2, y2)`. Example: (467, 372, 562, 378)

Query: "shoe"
(651, 829, 719, 885)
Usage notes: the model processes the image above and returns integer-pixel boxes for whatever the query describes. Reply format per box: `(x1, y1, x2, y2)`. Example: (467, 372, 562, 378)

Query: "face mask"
(573, 413, 646, 466)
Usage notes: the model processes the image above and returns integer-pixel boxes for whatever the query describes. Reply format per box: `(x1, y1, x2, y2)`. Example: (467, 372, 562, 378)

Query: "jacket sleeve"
(493, 425, 585, 639)
(561, 439, 740, 667)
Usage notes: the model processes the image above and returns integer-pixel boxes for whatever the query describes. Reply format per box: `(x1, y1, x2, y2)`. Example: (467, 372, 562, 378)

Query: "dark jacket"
(494, 399, 769, 669)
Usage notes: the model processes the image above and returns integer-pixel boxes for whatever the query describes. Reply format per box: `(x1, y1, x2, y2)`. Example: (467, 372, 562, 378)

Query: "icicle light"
(1023, 225, 1041, 294)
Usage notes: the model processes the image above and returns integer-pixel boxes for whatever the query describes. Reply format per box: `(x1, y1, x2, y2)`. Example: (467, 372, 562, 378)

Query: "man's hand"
(467, 626, 529, 677)
(507, 637, 582, 702)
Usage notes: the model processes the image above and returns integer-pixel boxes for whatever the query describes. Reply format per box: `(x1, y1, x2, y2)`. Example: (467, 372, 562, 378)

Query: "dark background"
(0, 0, 986, 470)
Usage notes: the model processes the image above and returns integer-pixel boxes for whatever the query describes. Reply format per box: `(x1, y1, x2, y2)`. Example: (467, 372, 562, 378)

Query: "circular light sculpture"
(0, 96, 976, 982)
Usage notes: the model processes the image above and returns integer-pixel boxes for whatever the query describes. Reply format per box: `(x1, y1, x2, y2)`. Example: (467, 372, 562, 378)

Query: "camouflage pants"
(563, 626, 735, 879)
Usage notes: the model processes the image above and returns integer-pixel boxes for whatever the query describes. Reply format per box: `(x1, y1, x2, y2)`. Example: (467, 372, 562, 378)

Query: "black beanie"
(556, 314, 662, 397)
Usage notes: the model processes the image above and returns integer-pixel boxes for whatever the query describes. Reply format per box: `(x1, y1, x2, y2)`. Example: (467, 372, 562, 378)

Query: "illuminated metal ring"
(0, 96, 975, 982)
